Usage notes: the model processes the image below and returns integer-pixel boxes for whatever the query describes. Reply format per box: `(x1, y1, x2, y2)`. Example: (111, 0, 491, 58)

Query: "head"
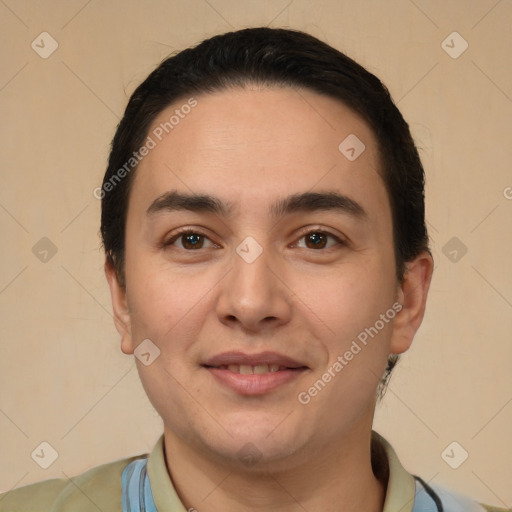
(101, 28, 432, 468)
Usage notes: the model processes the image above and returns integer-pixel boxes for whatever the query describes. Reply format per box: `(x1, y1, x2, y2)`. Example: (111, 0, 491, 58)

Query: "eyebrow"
(146, 190, 367, 220)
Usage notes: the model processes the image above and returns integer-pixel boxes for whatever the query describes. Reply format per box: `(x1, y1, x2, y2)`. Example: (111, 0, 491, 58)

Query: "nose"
(215, 242, 293, 333)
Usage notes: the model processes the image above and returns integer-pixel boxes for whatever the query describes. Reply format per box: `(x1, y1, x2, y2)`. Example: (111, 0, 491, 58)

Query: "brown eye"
(165, 231, 216, 250)
(180, 233, 204, 250)
(304, 232, 327, 249)
(296, 231, 341, 250)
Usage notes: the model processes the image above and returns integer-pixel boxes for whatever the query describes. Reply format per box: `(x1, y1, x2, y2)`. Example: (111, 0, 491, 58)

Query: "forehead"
(129, 86, 389, 224)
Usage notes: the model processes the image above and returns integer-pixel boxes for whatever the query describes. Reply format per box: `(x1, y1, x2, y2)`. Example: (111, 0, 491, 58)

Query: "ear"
(389, 251, 434, 355)
(104, 259, 135, 355)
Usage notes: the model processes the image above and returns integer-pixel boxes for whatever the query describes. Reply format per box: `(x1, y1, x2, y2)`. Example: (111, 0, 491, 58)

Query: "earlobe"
(104, 259, 135, 355)
(389, 251, 434, 355)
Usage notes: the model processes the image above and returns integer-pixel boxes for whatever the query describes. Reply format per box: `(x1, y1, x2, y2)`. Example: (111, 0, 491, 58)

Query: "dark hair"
(100, 27, 430, 398)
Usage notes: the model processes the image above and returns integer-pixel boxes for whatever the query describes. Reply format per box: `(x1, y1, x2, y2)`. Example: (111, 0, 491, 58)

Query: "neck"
(163, 423, 387, 512)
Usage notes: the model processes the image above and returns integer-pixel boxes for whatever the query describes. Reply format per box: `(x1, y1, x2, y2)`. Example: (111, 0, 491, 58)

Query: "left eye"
(296, 231, 341, 249)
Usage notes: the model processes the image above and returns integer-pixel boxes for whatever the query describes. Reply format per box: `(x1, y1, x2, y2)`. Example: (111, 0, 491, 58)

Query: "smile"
(214, 364, 285, 374)
(202, 351, 309, 395)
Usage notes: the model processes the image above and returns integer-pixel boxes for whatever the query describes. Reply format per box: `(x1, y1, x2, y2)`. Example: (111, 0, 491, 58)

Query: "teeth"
(253, 364, 269, 374)
(223, 364, 282, 374)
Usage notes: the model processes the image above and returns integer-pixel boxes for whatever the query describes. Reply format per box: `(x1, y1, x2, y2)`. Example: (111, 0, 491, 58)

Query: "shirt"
(0, 431, 508, 512)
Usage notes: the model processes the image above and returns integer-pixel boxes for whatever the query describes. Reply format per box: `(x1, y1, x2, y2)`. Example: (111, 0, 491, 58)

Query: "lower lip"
(205, 367, 306, 395)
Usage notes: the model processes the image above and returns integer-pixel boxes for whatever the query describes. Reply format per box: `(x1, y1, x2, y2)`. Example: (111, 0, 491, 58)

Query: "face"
(107, 86, 431, 470)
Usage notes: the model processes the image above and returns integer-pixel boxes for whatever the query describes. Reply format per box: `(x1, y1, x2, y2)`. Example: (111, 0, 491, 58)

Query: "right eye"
(163, 229, 218, 251)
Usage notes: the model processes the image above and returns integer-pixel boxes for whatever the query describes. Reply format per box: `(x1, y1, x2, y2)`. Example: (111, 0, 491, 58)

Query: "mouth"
(208, 363, 291, 374)
(202, 351, 309, 395)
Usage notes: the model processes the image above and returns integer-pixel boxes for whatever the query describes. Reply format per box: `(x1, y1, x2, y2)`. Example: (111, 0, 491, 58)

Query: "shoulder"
(372, 432, 509, 512)
(414, 477, 511, 512)
(0, 454, 146, 512)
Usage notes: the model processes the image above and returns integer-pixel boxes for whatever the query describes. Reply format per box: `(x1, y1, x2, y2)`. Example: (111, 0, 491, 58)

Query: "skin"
(106, 86, 433, 511)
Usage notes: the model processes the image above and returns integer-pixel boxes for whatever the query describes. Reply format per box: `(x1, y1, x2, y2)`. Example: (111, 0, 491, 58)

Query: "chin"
(207, 417, 308, 468)
(222, 409, 292, 439)
(213, 437, 303, 472)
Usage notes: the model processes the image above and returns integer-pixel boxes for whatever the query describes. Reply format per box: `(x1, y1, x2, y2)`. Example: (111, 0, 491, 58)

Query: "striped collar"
(124, 431, 419, 511)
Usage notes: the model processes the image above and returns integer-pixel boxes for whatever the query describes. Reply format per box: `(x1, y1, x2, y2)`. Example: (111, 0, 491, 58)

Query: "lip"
(203, 351, 306, 368)
(202, 351, 309, 396)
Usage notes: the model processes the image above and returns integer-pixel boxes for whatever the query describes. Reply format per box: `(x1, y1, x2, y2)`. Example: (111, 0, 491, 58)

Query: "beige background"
(1, 0, 511, 507)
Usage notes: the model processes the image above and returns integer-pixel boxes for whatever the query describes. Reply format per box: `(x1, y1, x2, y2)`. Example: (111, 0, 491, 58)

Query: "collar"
(146, 434, 187, 511)
(146, 431, 417, 511)
(372, 431, 417, 511)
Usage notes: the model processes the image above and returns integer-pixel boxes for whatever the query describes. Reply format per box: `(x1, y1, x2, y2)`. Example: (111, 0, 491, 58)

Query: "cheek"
(124, 251, 214, 350)
(292, 259, 396, 336)
(295, 267, 395, 426)
(125, 263, 215, 423)
(291, 258, 397, 406)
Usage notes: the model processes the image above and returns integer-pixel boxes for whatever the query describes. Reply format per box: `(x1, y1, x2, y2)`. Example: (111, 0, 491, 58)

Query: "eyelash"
(163, 228, 345, 251)
(163, 229, 218, 250)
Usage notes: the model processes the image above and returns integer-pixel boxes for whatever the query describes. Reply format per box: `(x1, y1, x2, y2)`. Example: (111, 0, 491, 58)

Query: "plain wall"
(0, 0, 511, 507)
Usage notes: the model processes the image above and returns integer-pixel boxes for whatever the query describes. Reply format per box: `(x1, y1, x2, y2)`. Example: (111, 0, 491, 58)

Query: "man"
(1, 27, 507, 512)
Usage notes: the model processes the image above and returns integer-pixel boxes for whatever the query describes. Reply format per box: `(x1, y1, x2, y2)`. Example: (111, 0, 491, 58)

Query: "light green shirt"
(0, 432, 507, 511)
